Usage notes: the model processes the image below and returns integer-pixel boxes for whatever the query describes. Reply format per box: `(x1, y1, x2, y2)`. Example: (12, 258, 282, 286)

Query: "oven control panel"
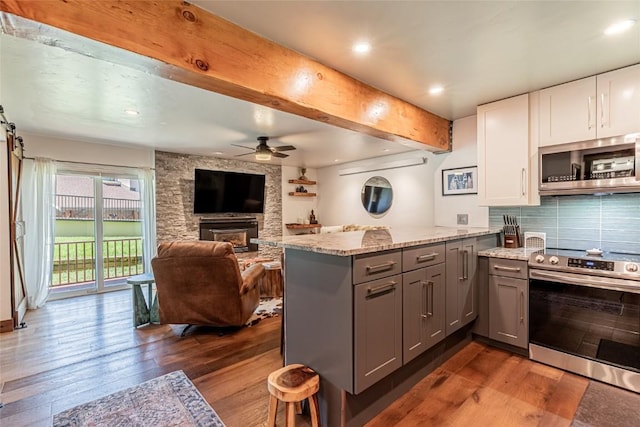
(530, 253, 640, 279)
(567, 258, 615, 271)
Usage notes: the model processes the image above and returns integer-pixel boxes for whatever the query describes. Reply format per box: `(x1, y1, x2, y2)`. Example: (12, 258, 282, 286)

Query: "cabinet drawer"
(489, 258, 527, 279)
(353, 250, 402, 284)
(402, 243, 445, 272)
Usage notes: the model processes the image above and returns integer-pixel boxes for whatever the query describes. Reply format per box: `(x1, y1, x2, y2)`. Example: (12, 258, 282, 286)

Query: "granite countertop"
(478, 246, 543, 261)
(252, 226, 500, 256)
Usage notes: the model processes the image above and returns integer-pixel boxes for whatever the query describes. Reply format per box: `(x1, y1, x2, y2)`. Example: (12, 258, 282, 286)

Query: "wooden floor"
(0, 290, 631, 426)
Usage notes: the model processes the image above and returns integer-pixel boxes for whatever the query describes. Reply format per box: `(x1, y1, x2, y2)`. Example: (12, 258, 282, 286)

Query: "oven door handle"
(529, 269, 640, 294)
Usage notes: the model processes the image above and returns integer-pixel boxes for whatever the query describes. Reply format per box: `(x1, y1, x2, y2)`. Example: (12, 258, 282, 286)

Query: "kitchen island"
(254, 227, 499, 426)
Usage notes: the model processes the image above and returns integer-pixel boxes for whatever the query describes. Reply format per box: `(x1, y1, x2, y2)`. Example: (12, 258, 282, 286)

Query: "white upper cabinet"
(478, 94, 538, 206)
(538, 77, 596, 146)
(539, 64, 640, 147)
(597, 64, 640, 138)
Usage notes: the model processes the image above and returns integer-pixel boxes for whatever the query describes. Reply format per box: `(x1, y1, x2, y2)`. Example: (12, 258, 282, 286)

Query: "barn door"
(4, 120, 27, 328)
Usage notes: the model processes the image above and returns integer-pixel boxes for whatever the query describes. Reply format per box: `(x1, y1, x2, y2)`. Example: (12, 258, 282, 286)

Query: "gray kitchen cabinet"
(281, 231, 499, 426)
(488, 258, 528, 349)
(354, 274, 403, 393)
(402, 262, 446, 364)
(445, 238, 477, 336)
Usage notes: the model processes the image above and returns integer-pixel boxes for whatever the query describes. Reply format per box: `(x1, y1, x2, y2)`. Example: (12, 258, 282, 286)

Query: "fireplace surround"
(199, 217, 258, 252)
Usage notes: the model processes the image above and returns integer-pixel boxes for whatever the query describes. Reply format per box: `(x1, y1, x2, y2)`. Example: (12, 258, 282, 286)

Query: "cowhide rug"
(245, 297, 283, 326)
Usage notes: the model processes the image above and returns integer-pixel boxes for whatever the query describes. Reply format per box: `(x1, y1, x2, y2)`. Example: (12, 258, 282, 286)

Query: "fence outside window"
(56, 194, 141, 221)
(53, 194, 144, 287)
(52, 238, 144, 287)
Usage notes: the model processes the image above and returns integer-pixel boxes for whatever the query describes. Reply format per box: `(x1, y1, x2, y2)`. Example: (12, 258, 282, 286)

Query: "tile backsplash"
(489, 193, 640, 254)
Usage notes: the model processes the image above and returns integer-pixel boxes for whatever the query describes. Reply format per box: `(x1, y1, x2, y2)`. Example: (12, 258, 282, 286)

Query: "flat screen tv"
(193, 169, 266, 214)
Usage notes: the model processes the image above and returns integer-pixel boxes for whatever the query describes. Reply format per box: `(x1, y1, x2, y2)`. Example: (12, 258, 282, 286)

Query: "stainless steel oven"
(528, 250, 640, 393)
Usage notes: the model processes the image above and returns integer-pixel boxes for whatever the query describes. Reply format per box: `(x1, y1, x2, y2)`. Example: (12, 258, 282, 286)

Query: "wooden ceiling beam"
(0, 0, 451, 151)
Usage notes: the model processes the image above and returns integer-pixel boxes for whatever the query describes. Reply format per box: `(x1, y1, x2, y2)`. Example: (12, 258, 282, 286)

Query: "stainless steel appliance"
(538, 133, 640, 195)
(528, 250, 640, 393)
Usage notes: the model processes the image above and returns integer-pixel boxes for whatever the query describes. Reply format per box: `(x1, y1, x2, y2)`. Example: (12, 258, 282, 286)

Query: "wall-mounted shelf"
(288, 179, 317, 185)
(286, 223, 322, 230)
(288, 192, 317, 197)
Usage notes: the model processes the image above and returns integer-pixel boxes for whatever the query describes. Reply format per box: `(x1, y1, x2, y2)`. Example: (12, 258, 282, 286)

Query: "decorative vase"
(299, 167, 308, 181)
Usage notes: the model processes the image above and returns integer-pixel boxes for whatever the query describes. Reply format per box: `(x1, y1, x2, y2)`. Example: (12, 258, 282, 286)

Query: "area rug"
(570, 380, 640, 427)
(245, 296, 282, 326)
(53, 370, 225, 427)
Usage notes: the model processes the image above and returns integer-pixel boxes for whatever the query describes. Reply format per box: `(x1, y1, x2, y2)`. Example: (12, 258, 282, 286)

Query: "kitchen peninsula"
(254, 227, 499, 426)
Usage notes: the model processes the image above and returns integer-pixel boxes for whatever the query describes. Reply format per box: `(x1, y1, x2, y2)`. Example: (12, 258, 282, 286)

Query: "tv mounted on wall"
(193, 169, 266, 214)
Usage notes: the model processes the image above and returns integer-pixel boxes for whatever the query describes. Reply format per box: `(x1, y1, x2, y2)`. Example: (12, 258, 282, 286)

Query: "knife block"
(503, 226, 522, 248)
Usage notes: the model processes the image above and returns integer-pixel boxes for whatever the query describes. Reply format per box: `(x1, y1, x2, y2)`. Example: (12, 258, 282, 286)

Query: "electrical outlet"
(457, 214, 468, 225)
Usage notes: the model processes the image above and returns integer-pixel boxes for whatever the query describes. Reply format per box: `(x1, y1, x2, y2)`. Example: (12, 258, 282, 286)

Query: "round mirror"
(361, 176, 393, 215)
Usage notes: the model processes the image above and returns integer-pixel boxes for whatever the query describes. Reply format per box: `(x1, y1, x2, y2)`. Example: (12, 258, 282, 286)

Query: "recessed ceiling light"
(334, 159, 340, 162)
(212, 151, 224, 155)
(124, 109, 139, 116)
(352, 41, 371, 55)
(429, 85, 444, 95)
(382, 148, 390, 152)
(604, 19, 636, 36)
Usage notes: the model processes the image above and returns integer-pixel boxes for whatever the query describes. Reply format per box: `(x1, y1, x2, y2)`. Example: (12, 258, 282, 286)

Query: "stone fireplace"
(199, 217, 259, 253)
(154, 151, 281, 259)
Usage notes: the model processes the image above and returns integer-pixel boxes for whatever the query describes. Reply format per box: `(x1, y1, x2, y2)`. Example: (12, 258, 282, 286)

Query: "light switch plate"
(457, 214, 468, 225)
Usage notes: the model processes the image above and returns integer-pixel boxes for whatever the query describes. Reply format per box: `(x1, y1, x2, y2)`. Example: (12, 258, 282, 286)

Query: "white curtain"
(23, 158, 57, 309)
(137, 168, 157, 273)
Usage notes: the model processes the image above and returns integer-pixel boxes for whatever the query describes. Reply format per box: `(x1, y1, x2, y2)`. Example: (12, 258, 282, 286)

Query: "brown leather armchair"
(151, 241, 265, 332)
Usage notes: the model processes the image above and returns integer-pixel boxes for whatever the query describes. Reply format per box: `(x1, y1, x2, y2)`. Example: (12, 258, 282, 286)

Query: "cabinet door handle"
(367, 281, 396, 297)
(366, 261, 396, 274)
(462, 250, 469, 280)
(587, 95, 594, 130)
(421, 281, 428, 318)
(493, 265, 521, 273)
(521, 168, 526, 197)
(600, 92, 608, 127)
(416, 253, 438, 263)
(520, 291, 524, 323)
(427, 280, 434, 317)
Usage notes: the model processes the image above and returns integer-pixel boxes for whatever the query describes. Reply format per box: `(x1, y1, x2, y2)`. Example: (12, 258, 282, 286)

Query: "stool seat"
(267, 364, 320, 426)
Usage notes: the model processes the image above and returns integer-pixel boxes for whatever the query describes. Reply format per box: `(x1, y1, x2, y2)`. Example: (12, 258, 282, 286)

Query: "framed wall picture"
(442, 166, 478, 196)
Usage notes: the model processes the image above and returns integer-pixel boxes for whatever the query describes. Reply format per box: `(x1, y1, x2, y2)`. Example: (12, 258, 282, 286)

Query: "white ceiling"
(1, 1, 639, 168)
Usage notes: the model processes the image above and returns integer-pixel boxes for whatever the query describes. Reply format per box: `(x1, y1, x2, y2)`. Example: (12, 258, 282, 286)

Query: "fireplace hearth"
(199, 217, 258, 252)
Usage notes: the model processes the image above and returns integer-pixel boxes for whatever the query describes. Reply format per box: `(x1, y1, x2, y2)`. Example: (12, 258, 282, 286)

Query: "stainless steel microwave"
(538, 134, 640, 195)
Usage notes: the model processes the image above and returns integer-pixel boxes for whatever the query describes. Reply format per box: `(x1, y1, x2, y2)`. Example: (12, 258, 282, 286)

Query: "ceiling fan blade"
(272, 152, 289, 158)
(271, 145, 296, 152)
(234, 152, 255, 157)
(230, 144, 254, 151)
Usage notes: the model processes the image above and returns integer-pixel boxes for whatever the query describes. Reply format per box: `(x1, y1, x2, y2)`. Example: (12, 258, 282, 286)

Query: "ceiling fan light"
(255, 152, 272, 161)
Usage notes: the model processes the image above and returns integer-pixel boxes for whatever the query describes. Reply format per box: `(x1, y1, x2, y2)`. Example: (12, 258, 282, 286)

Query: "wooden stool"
(267, 364, 320, 427)
(261, 261, 283, 297)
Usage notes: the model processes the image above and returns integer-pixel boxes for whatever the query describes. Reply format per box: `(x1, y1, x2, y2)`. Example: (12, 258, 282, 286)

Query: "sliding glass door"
(50, 172, 144, 298)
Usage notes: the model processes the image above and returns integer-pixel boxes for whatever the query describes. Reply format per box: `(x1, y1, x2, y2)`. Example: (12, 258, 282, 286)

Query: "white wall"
(23, 132, 154, 167)
(315, 116, 488, 230)
(0, 132, 11, 324)
(281, 165, 318, 235)
(317, 151, 437, 228)
(433, 115, 489, 227)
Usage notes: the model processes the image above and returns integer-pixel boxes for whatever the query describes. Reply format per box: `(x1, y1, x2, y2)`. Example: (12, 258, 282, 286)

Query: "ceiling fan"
(232, 136, 296, 161)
